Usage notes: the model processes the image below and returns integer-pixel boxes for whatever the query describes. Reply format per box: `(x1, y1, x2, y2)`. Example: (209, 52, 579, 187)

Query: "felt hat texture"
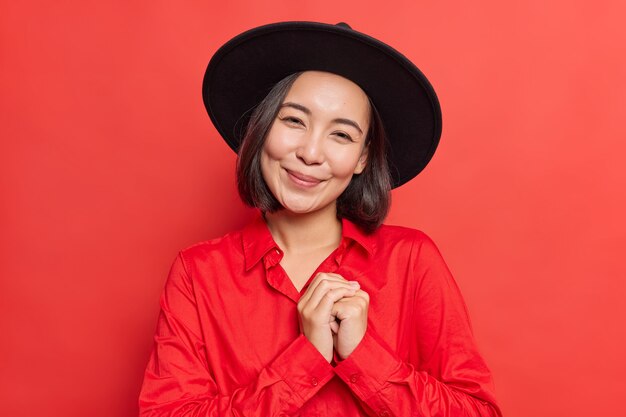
(202, 21, 442, 188)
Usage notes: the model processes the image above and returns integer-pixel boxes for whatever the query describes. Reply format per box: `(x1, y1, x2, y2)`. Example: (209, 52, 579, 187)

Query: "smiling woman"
(237, 70, 392, 234)
(139, 21, 502, 416)
(261, 72, 370, 215)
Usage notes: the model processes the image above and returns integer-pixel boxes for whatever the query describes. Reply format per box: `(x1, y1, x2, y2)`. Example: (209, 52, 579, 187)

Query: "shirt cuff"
(333, 327, 400, 401)
(268, 333, 335, 407)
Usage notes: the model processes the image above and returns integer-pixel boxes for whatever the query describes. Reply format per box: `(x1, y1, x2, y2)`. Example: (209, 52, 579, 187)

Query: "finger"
(338, 289, 370, 303)
(329, 319, 339, 334)
(331, 292, 369, 320)
(304, 280, 360, 311)
(299, 273, 355, 306)
(352, 289, 370, 303)
(331, 298, 348, 319)
(314, 286, 358, 315)
(300, 273, 356, 307)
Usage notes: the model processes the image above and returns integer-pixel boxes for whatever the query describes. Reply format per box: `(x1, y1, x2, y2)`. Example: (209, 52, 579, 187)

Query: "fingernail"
(349, 281, 360, 287)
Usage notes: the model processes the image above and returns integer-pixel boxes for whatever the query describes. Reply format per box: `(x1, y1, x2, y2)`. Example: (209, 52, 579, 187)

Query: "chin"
(278, 198, 327, 215)
(280, 204, 319, 215)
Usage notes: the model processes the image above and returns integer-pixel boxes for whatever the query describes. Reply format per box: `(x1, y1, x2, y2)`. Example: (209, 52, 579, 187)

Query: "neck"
(263, 204, 342, 253)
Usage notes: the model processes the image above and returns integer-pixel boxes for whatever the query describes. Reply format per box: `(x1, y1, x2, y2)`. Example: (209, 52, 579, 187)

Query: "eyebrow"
(280, 102, 364, 135)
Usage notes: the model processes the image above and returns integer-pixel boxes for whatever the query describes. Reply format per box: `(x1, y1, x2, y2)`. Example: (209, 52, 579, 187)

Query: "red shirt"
(139, 212, 502, 416)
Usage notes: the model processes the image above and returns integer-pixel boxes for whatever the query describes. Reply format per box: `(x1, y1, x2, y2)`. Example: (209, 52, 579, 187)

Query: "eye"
(279, 115, 304, 126)
(333, 131, 354, 142)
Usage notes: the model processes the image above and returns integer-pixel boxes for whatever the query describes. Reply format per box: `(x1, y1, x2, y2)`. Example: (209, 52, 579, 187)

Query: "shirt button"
(349, 373, 359, 383)
(378, 410, 390, 417)
(311, 377, 318, 386)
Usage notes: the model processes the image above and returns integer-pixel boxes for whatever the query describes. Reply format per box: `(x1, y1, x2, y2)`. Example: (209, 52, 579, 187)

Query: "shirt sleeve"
(333, 232, 503, 417)
(138, 253, 335, 416)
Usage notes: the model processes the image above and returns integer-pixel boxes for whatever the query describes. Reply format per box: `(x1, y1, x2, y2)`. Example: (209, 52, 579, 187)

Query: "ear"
(353, 144, 369, 175)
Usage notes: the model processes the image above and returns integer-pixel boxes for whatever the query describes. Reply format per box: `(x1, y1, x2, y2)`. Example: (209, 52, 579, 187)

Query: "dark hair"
(236, 72, 392, 233)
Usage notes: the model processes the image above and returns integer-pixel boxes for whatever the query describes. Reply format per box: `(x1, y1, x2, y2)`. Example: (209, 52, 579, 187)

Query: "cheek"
(262, 141, 283, 162)
(260, 149, 279, 190)
(262, 125, 292, 161)
(260, 136, 288, 185)
(328, 150, 363, 177)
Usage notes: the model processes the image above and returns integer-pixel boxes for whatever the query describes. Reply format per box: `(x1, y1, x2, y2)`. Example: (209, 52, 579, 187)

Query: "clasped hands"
(297, 272, 369, 363)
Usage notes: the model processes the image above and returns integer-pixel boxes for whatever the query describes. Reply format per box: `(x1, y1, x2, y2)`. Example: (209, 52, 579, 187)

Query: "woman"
(139, 21, 502, 416)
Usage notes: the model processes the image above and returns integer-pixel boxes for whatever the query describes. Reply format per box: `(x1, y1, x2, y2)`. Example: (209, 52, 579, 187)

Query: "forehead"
(283, 71, 371, 122)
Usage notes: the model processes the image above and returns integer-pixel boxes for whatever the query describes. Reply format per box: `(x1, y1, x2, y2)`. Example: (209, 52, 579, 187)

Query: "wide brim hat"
(202, 21, 442, 188)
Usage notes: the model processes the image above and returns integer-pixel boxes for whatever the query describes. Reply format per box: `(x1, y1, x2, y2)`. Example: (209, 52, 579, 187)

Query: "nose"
(295, 131, 324, 165)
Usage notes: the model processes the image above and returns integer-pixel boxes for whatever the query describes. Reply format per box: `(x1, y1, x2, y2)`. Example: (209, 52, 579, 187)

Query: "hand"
(331, 289, 370, 360)
(297, 273, 360, 362)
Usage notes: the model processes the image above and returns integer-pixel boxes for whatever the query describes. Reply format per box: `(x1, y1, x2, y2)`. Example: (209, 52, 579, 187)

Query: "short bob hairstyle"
(236, 71, 392, 233)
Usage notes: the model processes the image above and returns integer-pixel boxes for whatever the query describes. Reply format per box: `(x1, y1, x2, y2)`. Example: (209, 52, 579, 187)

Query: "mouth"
(285, 169, 324, 188)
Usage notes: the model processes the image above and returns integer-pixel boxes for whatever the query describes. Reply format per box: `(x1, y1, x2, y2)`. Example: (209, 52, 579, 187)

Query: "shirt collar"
(340, 216, 376, 256)
(241, 211, 279, 271)
(241, 210, 376, 271)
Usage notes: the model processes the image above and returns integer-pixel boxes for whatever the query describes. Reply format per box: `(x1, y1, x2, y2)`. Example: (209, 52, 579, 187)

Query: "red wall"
(1, 1, 625, 416)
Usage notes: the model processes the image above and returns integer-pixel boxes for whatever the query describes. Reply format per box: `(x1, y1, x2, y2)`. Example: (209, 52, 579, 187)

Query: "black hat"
(202, 21, 442, 188)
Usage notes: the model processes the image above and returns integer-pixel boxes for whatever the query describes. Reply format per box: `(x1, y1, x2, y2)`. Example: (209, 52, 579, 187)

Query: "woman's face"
(260, 71, 370, 215)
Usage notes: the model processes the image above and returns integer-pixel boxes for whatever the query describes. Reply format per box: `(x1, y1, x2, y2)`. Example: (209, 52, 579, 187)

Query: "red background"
(1, 1, 625, 416)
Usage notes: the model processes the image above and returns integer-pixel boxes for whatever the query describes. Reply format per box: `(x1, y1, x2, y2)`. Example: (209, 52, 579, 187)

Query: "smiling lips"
(285, 169, 324, 188)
